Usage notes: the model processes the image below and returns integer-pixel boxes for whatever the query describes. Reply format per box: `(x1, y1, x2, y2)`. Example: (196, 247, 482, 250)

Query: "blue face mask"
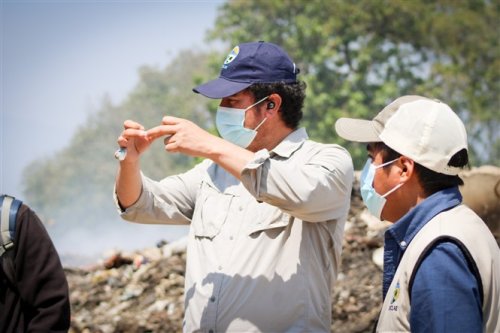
(215, 96, 269, 148)
(360, 157, 404, 220)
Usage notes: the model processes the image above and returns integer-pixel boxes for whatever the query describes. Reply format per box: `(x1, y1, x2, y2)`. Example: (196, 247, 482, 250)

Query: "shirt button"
(400, 241, 407, 248)
(210, 296, 216, 302)
(218, 266, 223, 270)
(229, 236, 234, 240)
(239, 206, 243, 211)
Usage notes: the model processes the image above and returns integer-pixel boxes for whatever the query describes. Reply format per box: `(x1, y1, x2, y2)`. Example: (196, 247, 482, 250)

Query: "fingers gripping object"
(114, 135, 171, 161)
(114, 147, 127, 161)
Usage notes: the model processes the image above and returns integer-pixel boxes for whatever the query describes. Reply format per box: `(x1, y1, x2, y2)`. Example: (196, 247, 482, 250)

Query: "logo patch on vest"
(389, 281, 400, 311)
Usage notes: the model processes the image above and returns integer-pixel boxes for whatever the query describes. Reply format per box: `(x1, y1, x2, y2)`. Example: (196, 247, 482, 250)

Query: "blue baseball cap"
(193, 41, 298, 99)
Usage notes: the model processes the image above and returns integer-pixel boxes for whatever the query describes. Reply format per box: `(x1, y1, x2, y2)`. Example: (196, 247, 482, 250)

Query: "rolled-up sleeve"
(114, 160, 209, 225)
(241, 142, 353, 222)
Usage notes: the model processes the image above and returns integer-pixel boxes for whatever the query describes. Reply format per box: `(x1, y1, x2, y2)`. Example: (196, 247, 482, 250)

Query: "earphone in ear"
(267, 101, 275, 109)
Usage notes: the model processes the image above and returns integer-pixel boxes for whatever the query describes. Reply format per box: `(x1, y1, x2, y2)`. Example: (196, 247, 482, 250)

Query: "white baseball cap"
(335, 95, 468, 176)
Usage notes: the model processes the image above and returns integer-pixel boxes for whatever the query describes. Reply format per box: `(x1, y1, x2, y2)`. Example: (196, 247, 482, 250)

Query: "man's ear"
(266, 93, 282, 115)
(399, 156, 415, 182)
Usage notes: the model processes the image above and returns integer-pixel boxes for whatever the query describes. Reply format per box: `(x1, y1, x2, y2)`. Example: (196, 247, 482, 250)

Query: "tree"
(208, 0, 499, 168)
(21, 0, 499, 237)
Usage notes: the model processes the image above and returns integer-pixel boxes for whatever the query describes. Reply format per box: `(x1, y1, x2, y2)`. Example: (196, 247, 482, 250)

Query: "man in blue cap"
(114, 41, 353, 332)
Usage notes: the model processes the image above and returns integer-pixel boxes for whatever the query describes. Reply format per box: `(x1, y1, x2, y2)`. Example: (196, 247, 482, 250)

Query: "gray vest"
(376, 205, 500, 333)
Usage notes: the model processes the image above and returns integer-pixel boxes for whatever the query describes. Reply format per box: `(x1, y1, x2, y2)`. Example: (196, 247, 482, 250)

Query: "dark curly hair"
(372, 142, 468, 196)
(247, 81, 306, 129)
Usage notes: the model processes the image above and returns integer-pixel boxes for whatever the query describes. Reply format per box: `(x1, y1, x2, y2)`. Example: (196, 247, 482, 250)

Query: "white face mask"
(215, 95, 269, 148)
(360, 157, 404, 220)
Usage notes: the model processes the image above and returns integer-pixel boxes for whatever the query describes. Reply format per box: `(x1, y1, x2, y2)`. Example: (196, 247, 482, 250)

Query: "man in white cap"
(335, 95, 499, 332)
(114, 41, 353, 332)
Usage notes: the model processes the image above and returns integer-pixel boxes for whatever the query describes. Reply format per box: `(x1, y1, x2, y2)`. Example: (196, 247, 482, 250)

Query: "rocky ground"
(66, 166, 499, 333)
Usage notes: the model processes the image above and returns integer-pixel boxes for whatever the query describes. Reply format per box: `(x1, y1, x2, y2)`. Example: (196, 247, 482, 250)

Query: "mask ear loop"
(253, 117, 268, 131)
(244, 95, 270, 131)
(374, 157, 400, 169)
(381, 182, 404, 198)
(244, 95, 270, 112)
(375, 157, 404, 198)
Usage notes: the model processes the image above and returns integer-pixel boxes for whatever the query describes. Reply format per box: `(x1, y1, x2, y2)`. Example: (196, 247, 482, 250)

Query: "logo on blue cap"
(222, 46, 240, 69)
(193, 41, 298, 99)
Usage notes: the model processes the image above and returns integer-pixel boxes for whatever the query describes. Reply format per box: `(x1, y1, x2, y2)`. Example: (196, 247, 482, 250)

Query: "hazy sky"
(1, 0, 222, 199)
(0, 0, 225, 264)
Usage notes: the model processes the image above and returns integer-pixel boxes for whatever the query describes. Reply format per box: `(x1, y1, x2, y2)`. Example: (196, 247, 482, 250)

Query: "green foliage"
(21, 0, 499, 232)
(209, 0, 499, 168)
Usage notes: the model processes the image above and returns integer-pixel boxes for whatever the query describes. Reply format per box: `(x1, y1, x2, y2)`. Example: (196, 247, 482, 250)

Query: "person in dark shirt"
(0, 195, 70, 332)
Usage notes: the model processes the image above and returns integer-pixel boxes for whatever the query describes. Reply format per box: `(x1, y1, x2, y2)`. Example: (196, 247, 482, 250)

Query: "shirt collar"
(270, 127, 308, 158)
(387, 186, 463, 250)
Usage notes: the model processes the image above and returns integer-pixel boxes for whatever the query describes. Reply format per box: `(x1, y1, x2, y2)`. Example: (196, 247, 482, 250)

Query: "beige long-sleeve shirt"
(116, 128, 353, 332)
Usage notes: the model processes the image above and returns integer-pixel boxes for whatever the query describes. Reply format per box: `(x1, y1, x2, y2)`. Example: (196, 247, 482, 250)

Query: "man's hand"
(116, 120, 151, 163)
(147, 116, 220, 158)
(115, 120, 152, 209)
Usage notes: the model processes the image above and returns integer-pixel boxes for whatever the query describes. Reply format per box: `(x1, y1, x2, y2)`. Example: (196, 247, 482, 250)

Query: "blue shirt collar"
(387, 186, 463, 250)
(381, 186, 463, 297)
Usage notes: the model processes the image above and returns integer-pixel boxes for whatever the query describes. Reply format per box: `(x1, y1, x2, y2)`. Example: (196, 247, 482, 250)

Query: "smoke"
(48, 218, 188, 268)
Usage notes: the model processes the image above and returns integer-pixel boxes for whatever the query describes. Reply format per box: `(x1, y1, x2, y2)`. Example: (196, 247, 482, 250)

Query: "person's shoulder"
(305, 138, 349, 151)
(15, 202, 42, 222)
(299, 140, 354, 181)
(427, 240, 465, 257)
(416, 240, 475, 284)
(2, 201, 47, 246)
(305, 139, 353, 162)
(15, 203, 31, 220)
